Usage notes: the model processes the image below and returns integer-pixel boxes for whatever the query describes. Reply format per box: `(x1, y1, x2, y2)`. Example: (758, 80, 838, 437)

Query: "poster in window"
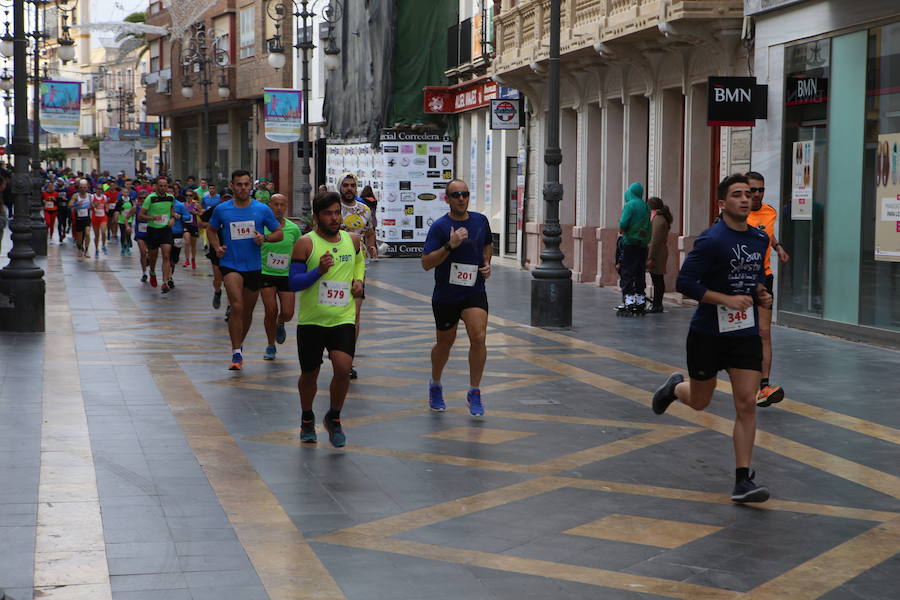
(874, 133, 900, 262)
(790, 141, 813, 221)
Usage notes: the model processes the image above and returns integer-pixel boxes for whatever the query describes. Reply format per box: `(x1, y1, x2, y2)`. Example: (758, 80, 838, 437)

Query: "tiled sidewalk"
(1, 238, 898, 600)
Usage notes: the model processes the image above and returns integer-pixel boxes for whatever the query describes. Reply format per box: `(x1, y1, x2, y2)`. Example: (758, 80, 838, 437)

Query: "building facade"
(749, 0, 900, 346)
(489, 0, 749, 289)
(144, 0, 293, 199)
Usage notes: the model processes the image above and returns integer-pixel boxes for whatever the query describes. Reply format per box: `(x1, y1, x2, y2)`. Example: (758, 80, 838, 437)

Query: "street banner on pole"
(100, 141, 135, 176)
(263, 88, 302, 143)
(39, 80, 81, 134)
(138, 122, 159, 149)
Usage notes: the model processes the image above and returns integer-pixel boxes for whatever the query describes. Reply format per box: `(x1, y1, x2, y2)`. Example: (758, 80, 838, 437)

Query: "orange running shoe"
(756, 385, 784, 407)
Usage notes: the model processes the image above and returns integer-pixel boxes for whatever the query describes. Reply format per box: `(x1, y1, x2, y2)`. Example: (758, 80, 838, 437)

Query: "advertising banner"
(325, 131, 454, 257)
(138, 122, 159, 149)
(707, 76, 767, 126)
(263, 88, 303, 143)
(39, 80, 81, 135)
(484, 133, 492, 204)
(790, 141, 813, 221)
(99, 141, 135, 177)
(875, 133, 900, 262)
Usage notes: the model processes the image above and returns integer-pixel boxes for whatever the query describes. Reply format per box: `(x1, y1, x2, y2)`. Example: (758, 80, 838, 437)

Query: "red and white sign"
(423, 79, 498, 114)
(490, 99, 520, 130)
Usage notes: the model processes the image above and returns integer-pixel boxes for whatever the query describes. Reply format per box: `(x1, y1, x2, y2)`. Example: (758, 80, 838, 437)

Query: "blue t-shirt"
(207, 199, 280, 271)
(676, 219, 770, 337)
(423, 212, 493, 303)
(202, 193, 222, 210)
(172, 200, 188, 235)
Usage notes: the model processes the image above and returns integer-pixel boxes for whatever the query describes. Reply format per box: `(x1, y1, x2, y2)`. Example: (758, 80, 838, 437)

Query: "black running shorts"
(686, 330, 762, 381)
(146, 226, 174, 250)
(431, 292, 489, 331)
(296, 324, 356, 373)
(75, 217, 91, 233)
(763, 274, 774, 301)
(220, 267, 262, 292)
(260, 274, 291, 292)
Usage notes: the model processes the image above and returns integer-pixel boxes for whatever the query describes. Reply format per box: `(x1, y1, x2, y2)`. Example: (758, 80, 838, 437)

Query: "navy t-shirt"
(676, 219, 769, 336)
(423, 212, 493, 303)
(208, 199, 280, 271)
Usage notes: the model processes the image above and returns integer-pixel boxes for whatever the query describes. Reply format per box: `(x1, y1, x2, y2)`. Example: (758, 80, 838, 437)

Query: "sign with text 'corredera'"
(707, 76, 768, 127)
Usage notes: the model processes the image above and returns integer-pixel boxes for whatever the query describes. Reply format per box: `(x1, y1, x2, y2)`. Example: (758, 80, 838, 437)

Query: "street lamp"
(265, 0, 342, 216)
(179, 23, 230, 181)
(0, 0, 46, 333)
(55, 0, 78, 63)
(530, 0, 572, 328)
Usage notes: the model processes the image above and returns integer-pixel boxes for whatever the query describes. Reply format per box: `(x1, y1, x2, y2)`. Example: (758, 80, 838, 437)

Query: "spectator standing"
(617, 182, 651, 315)
(646, 197, 673, 313)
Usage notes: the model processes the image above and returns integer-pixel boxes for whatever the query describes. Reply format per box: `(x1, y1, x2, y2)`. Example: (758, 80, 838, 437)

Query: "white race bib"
(267, 252, 288, 270)
(717, 305, 755, 333)
(94, 207, 106, 217)
(154, 213, 169, 225)
(173, 237, 184, 248)
(318, 280, 350, 306)
(44, 201, 55, 209)
(76, 207, 89, 218)
(230, 220, 255, 240)
(449, 263, 478, 287)
(137, 223, 148, 233)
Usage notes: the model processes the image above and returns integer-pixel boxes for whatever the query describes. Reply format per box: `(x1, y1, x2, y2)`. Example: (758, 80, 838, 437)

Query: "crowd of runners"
(30, 165, 787, 504)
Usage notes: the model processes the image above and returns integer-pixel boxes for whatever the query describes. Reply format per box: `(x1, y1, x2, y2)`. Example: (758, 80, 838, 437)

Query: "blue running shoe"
(228, 353, 243, 371)
(276, 322, 286, 344)
(263, 344, 277, 360)
(428, 383, 445, 412)
(300, 417, 317, 443)
(466, 388, 484, 417)
(323, 412, 346, 447)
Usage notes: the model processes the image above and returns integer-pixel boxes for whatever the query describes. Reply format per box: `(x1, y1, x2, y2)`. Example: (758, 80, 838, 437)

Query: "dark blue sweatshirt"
(676, 219, 769, 336)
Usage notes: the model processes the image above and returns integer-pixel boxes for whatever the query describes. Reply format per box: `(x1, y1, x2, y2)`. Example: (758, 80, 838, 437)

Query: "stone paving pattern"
(1, 240, 899, 600)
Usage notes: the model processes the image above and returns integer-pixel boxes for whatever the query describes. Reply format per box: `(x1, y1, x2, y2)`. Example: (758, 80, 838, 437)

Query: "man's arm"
(479, 242, 493, 279)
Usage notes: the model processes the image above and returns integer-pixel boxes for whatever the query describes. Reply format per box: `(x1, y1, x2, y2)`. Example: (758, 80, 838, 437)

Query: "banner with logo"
(39, 80, 81, 134)
(263, 88, 302, 143)
(325, 130, 454, 256)
(138, 122, 159, 149)
(875, 133, 900, 262)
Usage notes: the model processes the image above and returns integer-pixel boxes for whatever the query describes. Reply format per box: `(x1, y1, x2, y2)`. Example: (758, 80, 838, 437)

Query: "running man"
(338, 172, 376, 379)
(288, 192, 365, 446)
(421, 179, 492, 417)
(652, 174, 773, 503)
(132, 190, 150, 282)
(139, 175, 176, 292)
(746, 171, 790, 407)
(207, 170, 283, 370)
(116, 191, 133, 256)
(90, 185, 109, 257)
(201, 193, 230, 313)
(260, 193, 302, 361)
(71, 180, 92, 258)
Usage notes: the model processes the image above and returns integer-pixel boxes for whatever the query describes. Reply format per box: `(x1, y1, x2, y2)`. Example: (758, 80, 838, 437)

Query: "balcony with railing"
(492, 0, 742, 74)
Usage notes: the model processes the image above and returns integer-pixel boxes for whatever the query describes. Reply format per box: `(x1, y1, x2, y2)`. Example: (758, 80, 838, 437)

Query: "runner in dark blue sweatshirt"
(651, 173, 773, 503)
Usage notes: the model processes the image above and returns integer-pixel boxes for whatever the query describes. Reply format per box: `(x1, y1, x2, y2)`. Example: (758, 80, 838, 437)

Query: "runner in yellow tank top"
(288, 192, 365, 447)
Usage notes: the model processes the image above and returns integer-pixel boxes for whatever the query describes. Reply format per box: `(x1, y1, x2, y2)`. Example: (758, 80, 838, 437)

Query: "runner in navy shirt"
(651, 174, 774, 504)
(421, 179, 492, 417)
(207, 170, 283, 371)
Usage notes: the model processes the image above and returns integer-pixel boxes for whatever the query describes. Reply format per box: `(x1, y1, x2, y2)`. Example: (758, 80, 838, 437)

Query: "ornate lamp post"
(179, 24, 229, 181)
(530, 0, 572, 328)
(0, 0, 45, 333)
(25, 0, 47, 256)
(266, 0, 341, 217)
(54, 0, 77, 64)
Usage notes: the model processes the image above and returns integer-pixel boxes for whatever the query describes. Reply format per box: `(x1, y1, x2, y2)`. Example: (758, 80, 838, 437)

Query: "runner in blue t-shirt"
(651, 173, 773, 504)
(207, 169, 283, 371)
(421, 179, 493, 417)
(169, 200, 188, 286)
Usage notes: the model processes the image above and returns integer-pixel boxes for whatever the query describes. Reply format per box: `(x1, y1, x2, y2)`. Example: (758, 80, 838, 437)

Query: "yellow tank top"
(298, 230, 358, 327)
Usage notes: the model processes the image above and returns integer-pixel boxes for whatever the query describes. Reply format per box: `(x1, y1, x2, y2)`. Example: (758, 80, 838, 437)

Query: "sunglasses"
(749, 187, 765, 193)
(448, 191, 470, 199)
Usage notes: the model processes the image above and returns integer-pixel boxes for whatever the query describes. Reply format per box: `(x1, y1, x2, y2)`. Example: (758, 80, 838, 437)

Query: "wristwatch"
(443, 242, 452, 252)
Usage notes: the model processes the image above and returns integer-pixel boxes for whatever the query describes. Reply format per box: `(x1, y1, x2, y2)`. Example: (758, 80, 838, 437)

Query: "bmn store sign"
(707, 76, 768, 126)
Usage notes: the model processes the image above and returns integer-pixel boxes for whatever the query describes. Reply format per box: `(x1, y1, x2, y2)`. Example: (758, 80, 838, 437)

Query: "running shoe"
(466, 388, 484, 417)
(652, 373, 684, 415)
(212, 291, 222, 309)
(102, 247, 108, 255)
(349, 367, 358, 380)
(300, 417, 317, 443)
(756, 385, 785, 408)
(141, 273, 148, 283)
(323, 412, 346, 447)
(167, 279, 175, 289)
(428, 383, 446, 412)
(191, 258, 197, 270)
(263, 344, 277, 360)
(228, 353, 243, 371)
(182, 259, 190, 268)
(731, 471, 770, 503)
(224, 305, 231, 322)
(120, 247, 125, 256)
(149, 273, 158, 287)
(276, 322, 286, 344)
(95, 249, 99, 258)
(161, 283, 170, 294)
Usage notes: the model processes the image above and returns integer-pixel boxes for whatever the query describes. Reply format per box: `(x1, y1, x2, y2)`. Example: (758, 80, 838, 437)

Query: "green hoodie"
(618, 182, 650, 247)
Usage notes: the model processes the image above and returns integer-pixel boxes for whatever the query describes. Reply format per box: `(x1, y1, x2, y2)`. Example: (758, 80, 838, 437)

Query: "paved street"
(1, 237, 899, 600)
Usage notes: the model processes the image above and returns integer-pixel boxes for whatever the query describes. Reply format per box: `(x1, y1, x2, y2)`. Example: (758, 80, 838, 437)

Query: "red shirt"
(42, 191, 59, 211)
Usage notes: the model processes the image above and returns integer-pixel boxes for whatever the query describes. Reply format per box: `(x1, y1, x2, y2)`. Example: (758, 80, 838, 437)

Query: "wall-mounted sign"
(423, 79, 498, 114)
(707, 76, 768, 126)
(785, 76, 828, 106)
(490, 99, 521, 130)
